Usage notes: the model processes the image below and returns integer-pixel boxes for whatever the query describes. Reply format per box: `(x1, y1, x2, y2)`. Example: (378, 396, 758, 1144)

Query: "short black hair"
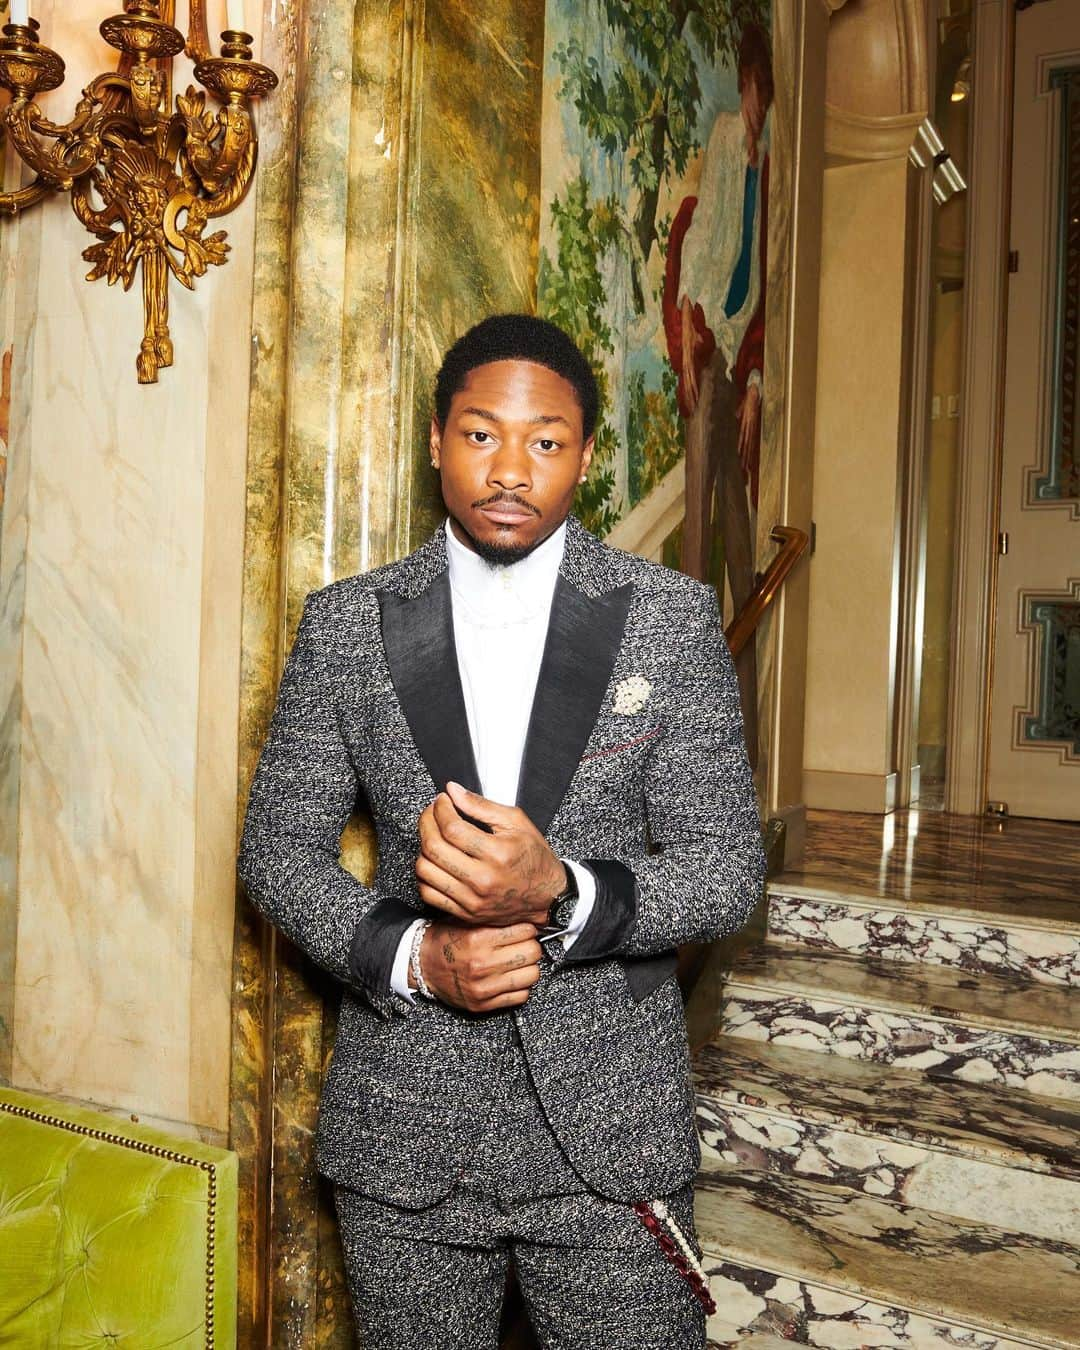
(434, 313, 599, 440)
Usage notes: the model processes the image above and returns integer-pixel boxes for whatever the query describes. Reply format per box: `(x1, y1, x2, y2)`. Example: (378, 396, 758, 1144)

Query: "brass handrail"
(724, 525, 810, 656)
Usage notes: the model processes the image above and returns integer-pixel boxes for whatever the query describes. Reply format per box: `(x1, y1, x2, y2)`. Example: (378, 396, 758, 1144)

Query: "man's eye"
(468, 431, 491, 444)
(536, 439, 559, 452)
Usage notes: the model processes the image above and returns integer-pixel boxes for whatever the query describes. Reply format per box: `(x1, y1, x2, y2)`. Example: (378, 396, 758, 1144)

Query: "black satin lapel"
(377, 575, 483, 797)
(516, 576, 634, 836)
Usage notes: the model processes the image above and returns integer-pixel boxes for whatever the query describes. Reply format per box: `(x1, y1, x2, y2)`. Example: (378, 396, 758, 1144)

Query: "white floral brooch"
(612, 675, 652, 716)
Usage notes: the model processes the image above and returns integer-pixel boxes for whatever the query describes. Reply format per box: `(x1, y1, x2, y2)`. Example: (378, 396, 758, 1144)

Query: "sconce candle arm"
(0, 175, 52, 217)
(0, 6, 277, 384)
(0, 78, 113, 191)
(177, 89, 253, 198)
(22, 83, 103, 140)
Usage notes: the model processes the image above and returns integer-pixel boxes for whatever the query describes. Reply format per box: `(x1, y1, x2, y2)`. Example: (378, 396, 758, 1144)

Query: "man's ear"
(429, 416, 442, 468)
(578, 435, 595, 483)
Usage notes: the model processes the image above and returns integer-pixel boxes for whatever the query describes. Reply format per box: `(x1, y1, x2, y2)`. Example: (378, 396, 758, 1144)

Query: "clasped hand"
(412, 781, 565, 1013)
(416, 781, 565, 927)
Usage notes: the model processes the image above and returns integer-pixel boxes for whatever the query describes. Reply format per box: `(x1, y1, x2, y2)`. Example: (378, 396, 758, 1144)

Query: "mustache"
(471, 492, 541, 517)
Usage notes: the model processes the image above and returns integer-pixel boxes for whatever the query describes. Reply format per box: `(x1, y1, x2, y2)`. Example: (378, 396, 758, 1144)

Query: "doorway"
(986, 0, 1080, 821)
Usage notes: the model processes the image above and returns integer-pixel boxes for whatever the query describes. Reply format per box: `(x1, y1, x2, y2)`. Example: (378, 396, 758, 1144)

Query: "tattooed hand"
(417, 921, 543, 1013)
(415, 781, 567, 927)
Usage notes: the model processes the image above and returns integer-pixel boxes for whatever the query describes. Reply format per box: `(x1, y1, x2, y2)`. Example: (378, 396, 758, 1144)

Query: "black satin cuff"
(562, 859, 638, 962)
(349, 898, 422, 1006)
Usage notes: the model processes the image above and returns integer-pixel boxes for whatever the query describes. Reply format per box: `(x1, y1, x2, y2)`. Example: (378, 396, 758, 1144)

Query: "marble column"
(230, 0, 544, 1341)
(801, 0, 929, 814)
(0, 0, 258, 1141)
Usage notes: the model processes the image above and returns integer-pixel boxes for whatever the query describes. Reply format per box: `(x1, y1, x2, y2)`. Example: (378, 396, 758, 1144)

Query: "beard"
(464, 529, 538, 567)
(450, 500, 554, 567)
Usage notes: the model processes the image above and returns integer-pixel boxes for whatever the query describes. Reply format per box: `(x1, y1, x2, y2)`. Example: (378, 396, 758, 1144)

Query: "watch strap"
(538, 862, 579, 944)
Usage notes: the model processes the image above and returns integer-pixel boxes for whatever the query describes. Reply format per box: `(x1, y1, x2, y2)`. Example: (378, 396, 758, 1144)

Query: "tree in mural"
(539, 0, 769, 536)
(538, 175, 624, 537)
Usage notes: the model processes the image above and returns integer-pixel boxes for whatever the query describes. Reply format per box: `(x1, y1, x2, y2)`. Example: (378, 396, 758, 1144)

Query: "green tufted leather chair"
(0, 1085, 237, 1348)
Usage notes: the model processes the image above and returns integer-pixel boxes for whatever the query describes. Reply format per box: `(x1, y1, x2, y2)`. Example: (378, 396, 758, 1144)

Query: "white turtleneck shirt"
(390, 518, 597, 1001)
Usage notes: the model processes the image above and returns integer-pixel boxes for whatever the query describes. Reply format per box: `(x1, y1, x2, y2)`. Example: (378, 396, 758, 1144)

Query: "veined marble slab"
(700, 1096, 1080, 1245)
(704, 1257, 1044, 1348)
(721, 944, 1080, 1100)
(727, 945, 1080, 1039)
(721, 988, 1080, 1101)
(694, 1040, 1080, 1244)
(767, 888, 1080, 987)
(695, 1166, 1080, 1348)
(694, 1038, 1080, 1179)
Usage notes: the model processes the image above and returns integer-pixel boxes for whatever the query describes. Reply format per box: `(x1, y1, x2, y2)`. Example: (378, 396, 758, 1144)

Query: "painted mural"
(539, 0, 773, 766)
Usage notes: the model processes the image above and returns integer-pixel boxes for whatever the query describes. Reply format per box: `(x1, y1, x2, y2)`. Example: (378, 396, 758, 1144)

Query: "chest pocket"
(580, 724, 662, 765)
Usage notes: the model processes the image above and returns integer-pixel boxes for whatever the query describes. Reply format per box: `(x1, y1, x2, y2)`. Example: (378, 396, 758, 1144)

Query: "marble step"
(720, 942, 1080, 1100)
(694, 1163, 1080, 1348)
(766, 880, 1080, 987)
(709, 1336, 796, 1350)
(693, 1036, 1080, 1244)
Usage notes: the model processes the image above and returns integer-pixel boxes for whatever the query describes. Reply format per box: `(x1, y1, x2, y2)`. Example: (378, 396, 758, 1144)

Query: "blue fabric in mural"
(724, 164, 759, 318)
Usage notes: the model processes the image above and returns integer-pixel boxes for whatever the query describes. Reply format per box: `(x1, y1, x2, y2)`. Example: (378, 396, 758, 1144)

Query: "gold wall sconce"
(0, 0, 277, 384)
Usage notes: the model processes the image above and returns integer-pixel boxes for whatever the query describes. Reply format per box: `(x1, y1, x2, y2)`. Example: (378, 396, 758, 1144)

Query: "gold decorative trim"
(0, 1098, 219, 1348)
(1010, 578, 1080, 765)
(1020, 67, 1080, 521)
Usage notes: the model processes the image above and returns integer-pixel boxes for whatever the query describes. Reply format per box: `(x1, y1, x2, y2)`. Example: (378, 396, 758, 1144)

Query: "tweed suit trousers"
(334, 1015, 706, 1350)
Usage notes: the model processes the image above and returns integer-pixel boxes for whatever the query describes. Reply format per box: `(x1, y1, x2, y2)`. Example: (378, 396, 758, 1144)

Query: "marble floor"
(778, 809, 1080, 925)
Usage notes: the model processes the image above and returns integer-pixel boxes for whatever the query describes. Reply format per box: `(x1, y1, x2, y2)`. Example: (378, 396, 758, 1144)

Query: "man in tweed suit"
(239, 314, 765, 1348)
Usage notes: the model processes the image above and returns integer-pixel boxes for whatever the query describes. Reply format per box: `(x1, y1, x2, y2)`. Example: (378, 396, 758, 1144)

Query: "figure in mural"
(240, 315, 764, 1347)
(539, 0, 772, 771)
(663, 21, 773, 766)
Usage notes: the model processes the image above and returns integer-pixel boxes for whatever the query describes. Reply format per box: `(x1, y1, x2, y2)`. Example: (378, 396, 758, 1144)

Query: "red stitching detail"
(580, 726, 662, 762)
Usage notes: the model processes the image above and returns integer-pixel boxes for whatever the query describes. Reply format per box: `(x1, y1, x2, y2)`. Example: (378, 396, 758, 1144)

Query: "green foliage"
(689, 0, 772, 67)
(627, 364, 683, 505)
(553, 0, 769, 261)
(537, 175, 621, 363)
(538, 175, 623, 537)
(541, 0, 769, 537)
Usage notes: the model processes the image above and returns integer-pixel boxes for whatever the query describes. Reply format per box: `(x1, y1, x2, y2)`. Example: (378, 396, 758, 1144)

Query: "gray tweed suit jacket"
(238, 514, 765, 1209)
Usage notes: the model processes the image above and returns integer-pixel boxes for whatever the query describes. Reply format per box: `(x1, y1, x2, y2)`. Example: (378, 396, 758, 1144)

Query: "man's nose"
(488, 438, 532, 492)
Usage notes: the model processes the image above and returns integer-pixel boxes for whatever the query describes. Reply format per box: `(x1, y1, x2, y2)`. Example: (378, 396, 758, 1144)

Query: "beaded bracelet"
(409, 919, 436, 1000)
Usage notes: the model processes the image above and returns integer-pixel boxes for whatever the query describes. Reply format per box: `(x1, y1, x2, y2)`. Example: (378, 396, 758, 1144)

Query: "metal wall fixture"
(909, 118, 968, 207)
(0, 0, 277, 384)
